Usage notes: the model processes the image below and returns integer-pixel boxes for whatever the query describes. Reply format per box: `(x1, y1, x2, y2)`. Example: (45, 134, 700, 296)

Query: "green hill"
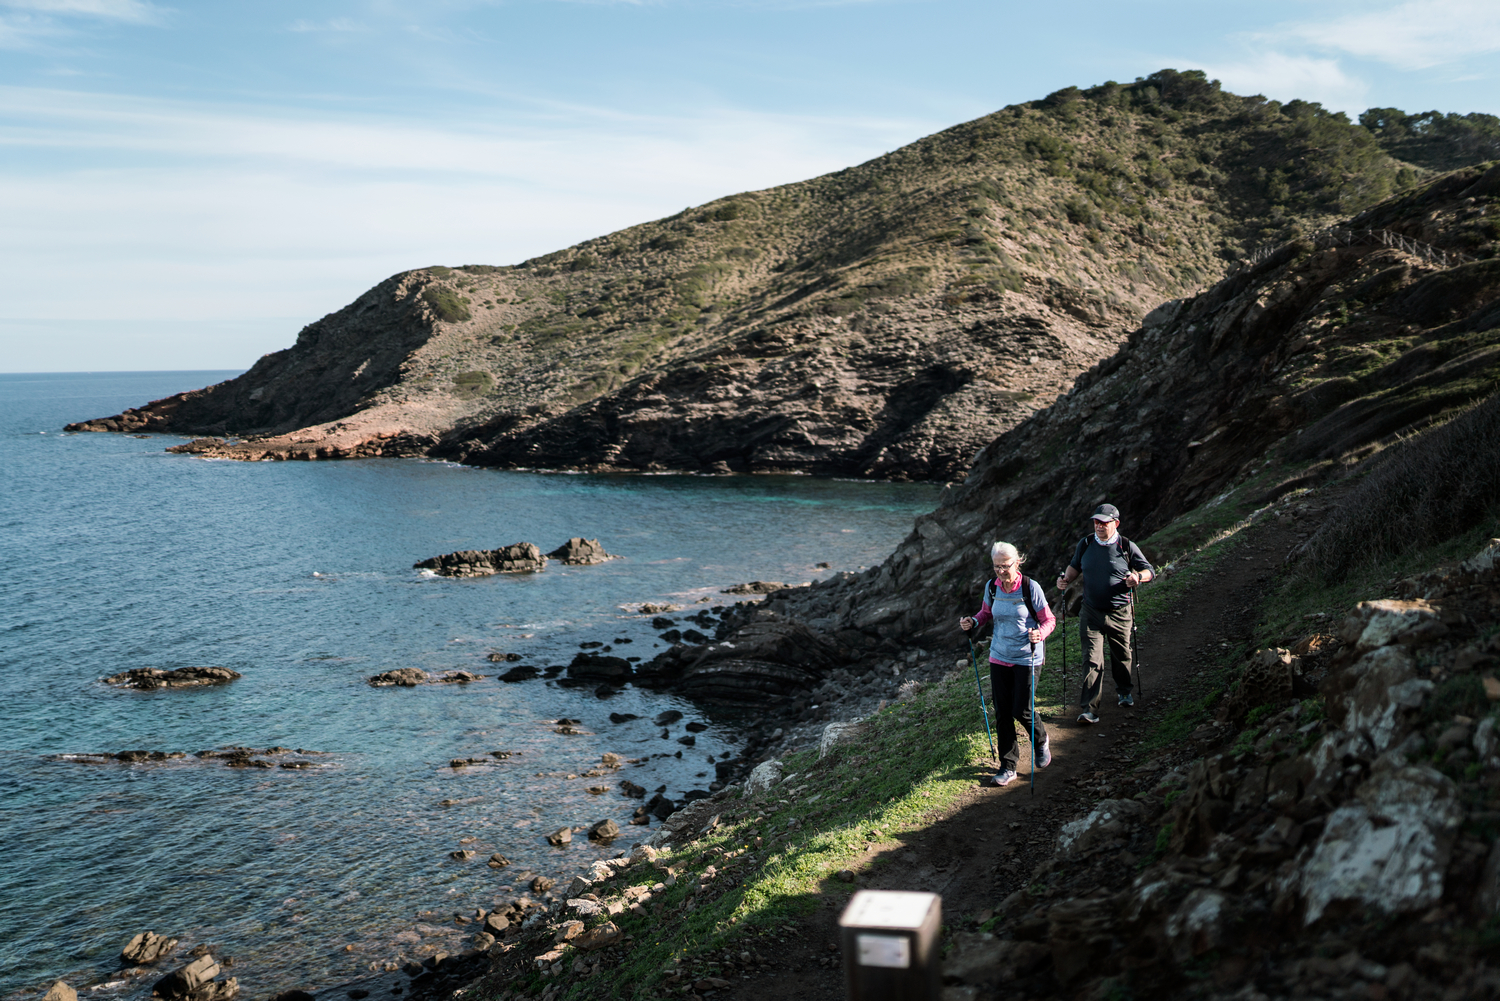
(69, 70, 1482, 481)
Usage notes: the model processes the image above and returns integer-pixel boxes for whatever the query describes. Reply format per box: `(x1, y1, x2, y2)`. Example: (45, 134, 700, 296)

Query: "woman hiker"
(958, 541, 1056, 786)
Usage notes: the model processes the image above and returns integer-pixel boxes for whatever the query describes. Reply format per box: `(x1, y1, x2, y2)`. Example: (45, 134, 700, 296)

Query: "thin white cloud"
(1277, 0, 1500, 71)
(287, 17, 369, 33)
(0, 87, 932, 356)
(1, 0, 159, 21)
(1197, 51, 1369, 112)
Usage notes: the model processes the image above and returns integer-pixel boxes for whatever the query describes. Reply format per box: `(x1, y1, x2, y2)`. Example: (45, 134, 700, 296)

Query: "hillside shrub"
(420, 287, 471, 322)
(1301, 391, 1500, 580)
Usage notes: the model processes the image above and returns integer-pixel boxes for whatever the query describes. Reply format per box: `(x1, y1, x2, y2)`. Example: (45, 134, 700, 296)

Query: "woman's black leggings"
(990, 660, 1046, 772)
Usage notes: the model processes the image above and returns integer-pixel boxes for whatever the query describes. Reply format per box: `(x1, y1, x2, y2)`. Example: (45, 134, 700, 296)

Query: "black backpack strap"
(1018, 575, 1038, 624)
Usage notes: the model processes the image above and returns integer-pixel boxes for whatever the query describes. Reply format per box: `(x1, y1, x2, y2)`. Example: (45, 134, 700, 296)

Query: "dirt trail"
(725, 512, 1313, 1000)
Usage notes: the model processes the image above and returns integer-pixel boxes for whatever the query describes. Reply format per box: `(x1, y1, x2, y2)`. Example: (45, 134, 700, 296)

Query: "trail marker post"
(838, 890, 942, 1001)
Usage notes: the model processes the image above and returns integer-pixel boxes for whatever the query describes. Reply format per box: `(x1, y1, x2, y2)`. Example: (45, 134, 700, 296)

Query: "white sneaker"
(991, 768, 1017, 787)
(1077, 711, 1100, 725)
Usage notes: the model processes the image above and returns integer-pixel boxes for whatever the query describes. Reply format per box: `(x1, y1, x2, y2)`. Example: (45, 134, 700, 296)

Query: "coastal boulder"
(588, 819, 621, 841)
(152, 954, 238, 1001)
(121, 930, 179, 964)
(41, 983, 76, 1001)
(368, 668, 428, 687)
(102, 667, 241, 690)
(547, 538, 617, 565)
(574, 921, 623, 951)
(414, 543, 546, 577)
(567, 653, 632, 682)
(745, 759, 783, 794)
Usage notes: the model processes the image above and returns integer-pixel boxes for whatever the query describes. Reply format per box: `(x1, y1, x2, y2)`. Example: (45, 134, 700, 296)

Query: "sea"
(0, 371, 940, 997)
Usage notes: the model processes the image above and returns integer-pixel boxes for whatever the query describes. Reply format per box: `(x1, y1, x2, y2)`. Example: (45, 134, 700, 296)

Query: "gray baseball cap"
(1090, 503, 1121, 523)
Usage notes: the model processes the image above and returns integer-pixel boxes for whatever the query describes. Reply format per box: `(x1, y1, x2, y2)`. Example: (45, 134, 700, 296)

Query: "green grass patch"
(421, 286, 472, 322)
(473, 677, 1004, 1000)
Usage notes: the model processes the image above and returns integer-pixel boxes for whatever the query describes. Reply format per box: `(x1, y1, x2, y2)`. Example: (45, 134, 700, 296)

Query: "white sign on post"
(856, 933, 911, 969)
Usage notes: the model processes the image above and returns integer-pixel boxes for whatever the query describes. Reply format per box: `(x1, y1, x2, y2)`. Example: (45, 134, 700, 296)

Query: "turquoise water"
(0, 372, 938, 996)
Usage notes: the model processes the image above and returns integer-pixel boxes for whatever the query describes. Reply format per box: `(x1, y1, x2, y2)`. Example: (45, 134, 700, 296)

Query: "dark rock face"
(752, 165, 1500, 652)
(102, 667, 240, 690)
(637, 613, 845, 702)
(500, 665, 540, 682)
(546, 537, 617, 565)
(414, 543, 545, 577)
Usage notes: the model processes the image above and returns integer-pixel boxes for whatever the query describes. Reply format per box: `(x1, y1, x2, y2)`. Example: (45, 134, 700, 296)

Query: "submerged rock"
(102, 667, 241, 690)
(414, 543, 546, 577)
(368, 668, 428, 687)
(434, 670, 485, 683)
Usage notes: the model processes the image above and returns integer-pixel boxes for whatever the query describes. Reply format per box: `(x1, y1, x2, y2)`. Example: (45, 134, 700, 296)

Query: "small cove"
(0, 371, 939, 998)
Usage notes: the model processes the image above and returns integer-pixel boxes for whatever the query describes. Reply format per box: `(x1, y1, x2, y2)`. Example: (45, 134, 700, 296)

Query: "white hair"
(989, 541, 1023, 564)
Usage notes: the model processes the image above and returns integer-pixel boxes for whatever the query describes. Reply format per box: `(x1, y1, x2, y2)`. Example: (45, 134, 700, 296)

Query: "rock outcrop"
(121, 930, 179, 964)
(547, 538, 616, 565)
(152, 954, 237, 1001)
(414, 543, 546, 577)
(102, 667, 241, 690)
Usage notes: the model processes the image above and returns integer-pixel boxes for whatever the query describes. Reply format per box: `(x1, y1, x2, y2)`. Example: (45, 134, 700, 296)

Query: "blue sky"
(2, 0, 1497, 372)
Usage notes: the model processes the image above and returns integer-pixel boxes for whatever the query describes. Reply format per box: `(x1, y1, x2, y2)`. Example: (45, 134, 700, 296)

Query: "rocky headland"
(67, 73, 1490, 482)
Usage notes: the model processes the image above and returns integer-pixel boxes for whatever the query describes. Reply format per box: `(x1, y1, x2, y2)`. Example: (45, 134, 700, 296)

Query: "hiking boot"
(1118, 692, 1134, 707)
(991, 768, 1017, 787)
(1077, 711, 1100, 725)
(1036, 734, 1052, 769)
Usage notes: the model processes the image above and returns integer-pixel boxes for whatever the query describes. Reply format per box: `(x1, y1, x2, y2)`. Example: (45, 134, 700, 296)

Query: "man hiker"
(959, 542, 1056, 786)
(1055, 503, 1154, 724)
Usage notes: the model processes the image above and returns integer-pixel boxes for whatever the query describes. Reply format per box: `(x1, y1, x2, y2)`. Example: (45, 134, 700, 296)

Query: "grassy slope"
(463, 495, 1306, 1000)
(468, 433, 1500, 998)
(308, 73, 1428, 440)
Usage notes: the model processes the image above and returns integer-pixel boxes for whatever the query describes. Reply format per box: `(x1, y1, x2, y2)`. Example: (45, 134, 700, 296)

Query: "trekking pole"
(1056, 575, 1069, 711)
(1130, 585, 1143, 701)
(1028, 637, 1037, 798)
(965, 633, 999, 764)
